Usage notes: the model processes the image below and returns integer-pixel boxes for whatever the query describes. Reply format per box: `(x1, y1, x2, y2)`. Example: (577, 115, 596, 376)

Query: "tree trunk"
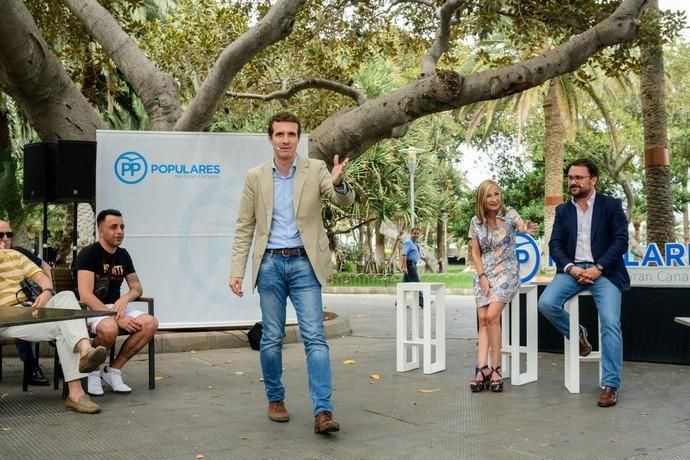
(374, 219, 385, 273)
(466, 241, 474, 270)
(640, 0, 675, 248)
(363, 221, 374, 273)
(0, 95, 25, 228)
(542, 79, 565, 272)
(435, 215, 448, 273)
(55, 205, 74, 266)
(0, 2, 107, 141)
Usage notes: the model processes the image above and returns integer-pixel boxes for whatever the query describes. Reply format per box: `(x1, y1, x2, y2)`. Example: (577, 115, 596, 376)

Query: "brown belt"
(265, 247, 307, 257)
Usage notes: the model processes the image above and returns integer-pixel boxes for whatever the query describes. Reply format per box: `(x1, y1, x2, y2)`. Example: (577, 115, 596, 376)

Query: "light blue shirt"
(267, 158, 304, 249)
(402, 237, 421, 263)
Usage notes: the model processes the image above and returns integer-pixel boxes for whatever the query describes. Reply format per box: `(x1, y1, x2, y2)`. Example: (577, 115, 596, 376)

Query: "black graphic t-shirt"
(74, 242, 135, 304)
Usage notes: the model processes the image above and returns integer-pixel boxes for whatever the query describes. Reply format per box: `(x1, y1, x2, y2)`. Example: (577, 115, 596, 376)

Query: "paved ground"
(1, 294, 689, 460)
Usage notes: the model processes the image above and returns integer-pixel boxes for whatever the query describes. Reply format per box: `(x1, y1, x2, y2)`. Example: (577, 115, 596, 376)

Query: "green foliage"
(10, 0, 690, 253)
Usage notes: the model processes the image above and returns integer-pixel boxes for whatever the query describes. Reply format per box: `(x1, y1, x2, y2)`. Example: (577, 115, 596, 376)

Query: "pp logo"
(114, 151, 148, 184)
(516, 232, 540, 283)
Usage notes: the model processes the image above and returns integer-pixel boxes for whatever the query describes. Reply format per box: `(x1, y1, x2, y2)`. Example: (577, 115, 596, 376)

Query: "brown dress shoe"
(578, 325, 592, 357)
(598, 386, 618, 407)
(267, 400, 289, 422)
(78, 346, 107, 373)
(314, 411, 340, 434)
(65, 394, 101, 414)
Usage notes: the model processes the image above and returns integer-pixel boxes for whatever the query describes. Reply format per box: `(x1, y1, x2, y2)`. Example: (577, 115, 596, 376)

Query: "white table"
(564, 291, 602, 393)
(501, 285, 539, 385)
(396, 282, 446, 374)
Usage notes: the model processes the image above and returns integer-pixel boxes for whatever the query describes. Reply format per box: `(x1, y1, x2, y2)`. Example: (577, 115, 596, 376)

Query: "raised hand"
(524, 220, 538, 235)
(331, 154, 350, 186)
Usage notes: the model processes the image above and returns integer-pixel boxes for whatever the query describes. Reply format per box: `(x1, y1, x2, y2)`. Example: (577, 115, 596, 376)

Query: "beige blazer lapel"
(293, 156, 308, 216)
(260, 162, 274, 227)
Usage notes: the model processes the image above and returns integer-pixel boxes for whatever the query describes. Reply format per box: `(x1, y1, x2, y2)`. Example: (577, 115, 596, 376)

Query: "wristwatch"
(595, 263, 604, 272)
(42, 288, 56, 296)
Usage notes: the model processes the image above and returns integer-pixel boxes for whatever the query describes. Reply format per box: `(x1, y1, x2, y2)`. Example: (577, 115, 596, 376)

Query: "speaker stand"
(41, 200, 50, 263)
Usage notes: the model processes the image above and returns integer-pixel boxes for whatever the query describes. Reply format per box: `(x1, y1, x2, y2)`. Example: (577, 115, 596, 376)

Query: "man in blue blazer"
(538, 158, 630, 407)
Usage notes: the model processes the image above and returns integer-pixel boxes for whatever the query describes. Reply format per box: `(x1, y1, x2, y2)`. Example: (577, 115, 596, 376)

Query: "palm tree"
(639, 0, 675, 247)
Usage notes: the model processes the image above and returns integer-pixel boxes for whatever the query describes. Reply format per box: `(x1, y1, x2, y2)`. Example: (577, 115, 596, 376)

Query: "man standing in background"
(401, 227, 423, 307)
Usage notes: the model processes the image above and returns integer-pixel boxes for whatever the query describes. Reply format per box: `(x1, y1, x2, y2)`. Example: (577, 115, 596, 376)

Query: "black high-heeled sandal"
(489, 366, 503, 392)
(469, 365, 491, 392)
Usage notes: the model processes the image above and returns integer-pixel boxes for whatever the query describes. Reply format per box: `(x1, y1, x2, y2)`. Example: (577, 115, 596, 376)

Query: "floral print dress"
(468, 208, 523, 308)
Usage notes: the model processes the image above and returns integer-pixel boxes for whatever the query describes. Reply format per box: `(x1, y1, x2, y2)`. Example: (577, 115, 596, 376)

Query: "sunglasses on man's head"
(0, 232, 14, 238)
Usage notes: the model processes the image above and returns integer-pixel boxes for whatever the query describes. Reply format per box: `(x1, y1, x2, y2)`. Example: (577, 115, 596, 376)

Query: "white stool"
(501, 284, 538, 385)
(396, 282, 446, 374)
(564, 290, 602, 393)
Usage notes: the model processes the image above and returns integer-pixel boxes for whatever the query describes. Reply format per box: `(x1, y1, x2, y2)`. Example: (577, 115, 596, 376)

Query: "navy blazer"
(549, 192, 630, 291)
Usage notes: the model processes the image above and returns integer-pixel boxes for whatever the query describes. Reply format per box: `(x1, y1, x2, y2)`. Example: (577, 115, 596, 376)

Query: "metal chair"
(52, 267, 156, 390)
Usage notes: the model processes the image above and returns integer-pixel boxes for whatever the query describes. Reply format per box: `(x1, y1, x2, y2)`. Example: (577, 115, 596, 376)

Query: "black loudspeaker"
(23, 142, 57, 203)
(55, 140, 96, 202)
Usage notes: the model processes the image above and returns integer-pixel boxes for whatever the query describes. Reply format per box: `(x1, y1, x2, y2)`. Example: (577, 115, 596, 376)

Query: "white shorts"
(87, 304, 145, 334)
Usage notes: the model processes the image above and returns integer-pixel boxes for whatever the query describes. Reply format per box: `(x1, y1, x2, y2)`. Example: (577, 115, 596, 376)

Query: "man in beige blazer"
(229, 111, 354, 434)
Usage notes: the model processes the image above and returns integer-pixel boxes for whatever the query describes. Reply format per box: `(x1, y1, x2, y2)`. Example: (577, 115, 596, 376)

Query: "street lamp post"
(402, 147, 424, 228)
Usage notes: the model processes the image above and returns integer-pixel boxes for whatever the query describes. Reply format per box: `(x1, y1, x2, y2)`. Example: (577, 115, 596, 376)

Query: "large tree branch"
(389, 0, 436, 12)
(175, 0, 306, 131)
(0, 0, 106, 141)
(421, 0, 466, 77)
(310, 0, 645, 168)
(332, 217, 377, 235)
(227, 78, 367, 105)
(61, 0, 181, 130)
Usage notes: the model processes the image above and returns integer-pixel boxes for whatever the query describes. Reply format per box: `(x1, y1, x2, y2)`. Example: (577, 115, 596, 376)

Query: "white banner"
(628, 266, 690, 287)
(96, 130, 306, 328)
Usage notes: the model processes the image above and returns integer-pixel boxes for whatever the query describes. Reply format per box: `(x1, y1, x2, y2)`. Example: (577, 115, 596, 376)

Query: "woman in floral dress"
(468, 179, 537, 392)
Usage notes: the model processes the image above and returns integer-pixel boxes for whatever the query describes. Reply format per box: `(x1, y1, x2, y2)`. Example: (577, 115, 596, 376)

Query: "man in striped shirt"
(0, 249, 107, 414)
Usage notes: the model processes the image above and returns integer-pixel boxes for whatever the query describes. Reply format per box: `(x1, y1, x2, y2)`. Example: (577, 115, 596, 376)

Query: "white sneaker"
(87, 370, 104, 396)
(101, 366, 132, 394)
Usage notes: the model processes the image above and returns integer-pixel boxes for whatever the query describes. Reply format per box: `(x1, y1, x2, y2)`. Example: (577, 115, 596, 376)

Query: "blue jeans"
(256, 253, 333, 416)
(403, 260, 423, 306)
(16, 341, 38, 363)
(538, 269, 623, 389)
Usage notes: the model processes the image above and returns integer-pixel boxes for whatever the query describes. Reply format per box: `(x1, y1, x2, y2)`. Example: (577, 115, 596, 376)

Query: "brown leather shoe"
(78, 346, 107, 373)
(598, 386, 618, 407)
(65, 394, 101, 414)
(314, 411, 340, 434)
(578, 325, 592, 357)
(267, 400, 289, 422)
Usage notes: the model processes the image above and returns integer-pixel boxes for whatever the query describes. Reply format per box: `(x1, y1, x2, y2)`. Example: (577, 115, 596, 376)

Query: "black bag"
(20, 278, 43, 302)
(246, 322, 263, 350)
(94, 275, 110, 300)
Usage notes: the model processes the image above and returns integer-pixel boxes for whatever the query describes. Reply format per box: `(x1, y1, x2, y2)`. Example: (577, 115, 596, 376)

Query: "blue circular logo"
(516, 232, 540, 283)
(114, 151, 148, 184)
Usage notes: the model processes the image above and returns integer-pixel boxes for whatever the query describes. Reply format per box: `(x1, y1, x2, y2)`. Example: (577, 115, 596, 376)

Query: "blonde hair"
(475, 179, 505, 224)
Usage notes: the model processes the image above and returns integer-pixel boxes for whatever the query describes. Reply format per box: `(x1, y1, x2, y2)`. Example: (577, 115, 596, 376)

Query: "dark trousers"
(16, 342, 37, 364)
(403, 260, 423, 306)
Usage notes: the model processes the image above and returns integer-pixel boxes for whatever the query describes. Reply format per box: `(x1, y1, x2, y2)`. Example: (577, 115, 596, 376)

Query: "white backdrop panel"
(96, 130, 306, 328)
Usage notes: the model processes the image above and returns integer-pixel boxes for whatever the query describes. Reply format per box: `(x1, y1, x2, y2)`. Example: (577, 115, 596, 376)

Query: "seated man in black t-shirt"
(0, 219, 51, 386)
(74, 209, 158, 396)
